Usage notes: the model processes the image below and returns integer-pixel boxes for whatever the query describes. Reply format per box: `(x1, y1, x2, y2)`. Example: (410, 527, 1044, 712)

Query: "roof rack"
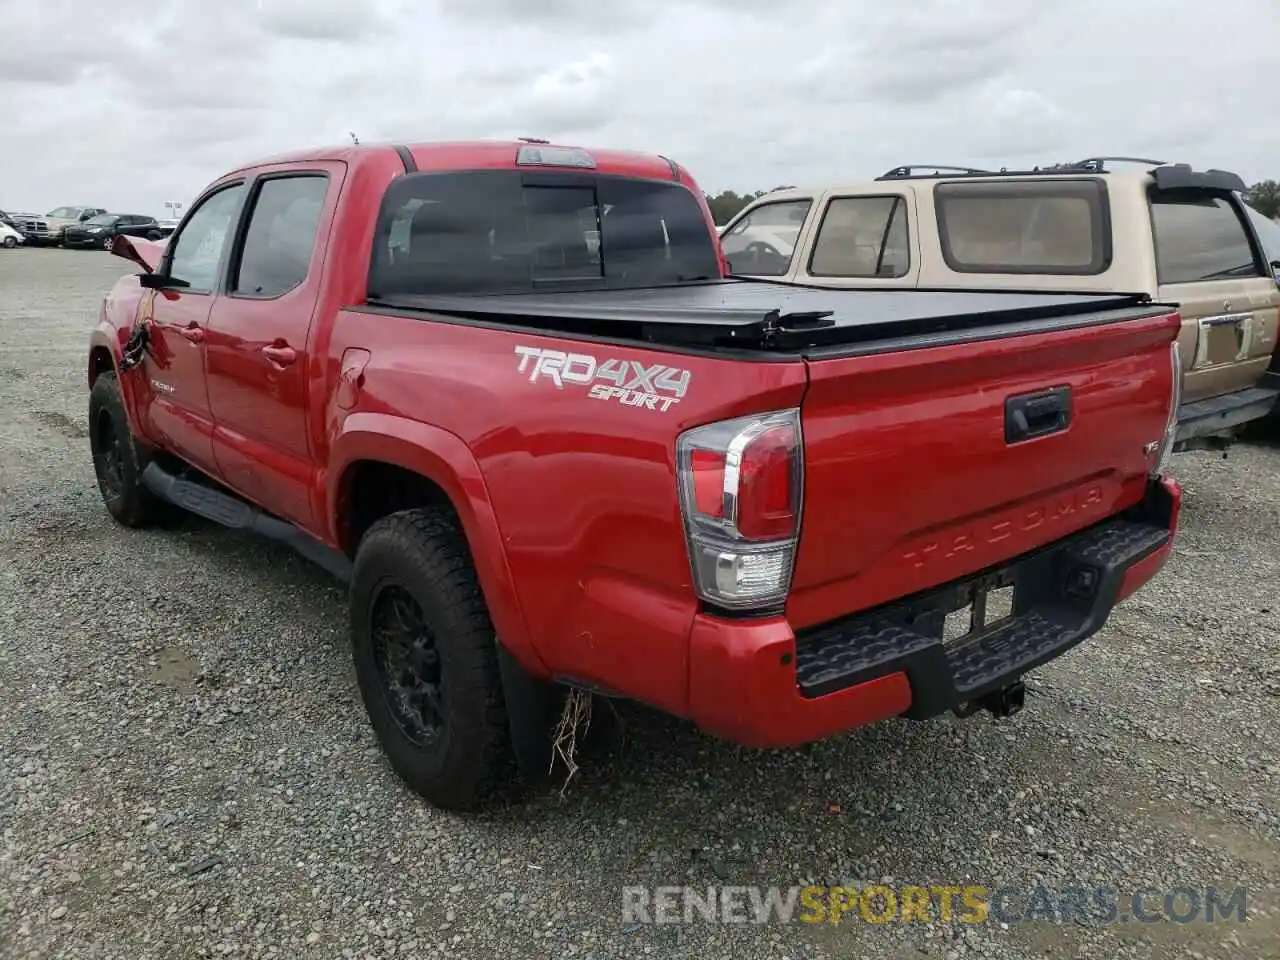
(876, 156, 1174, 181)
(877, 164, 995, 180)
(1045, 156, 1167, 173)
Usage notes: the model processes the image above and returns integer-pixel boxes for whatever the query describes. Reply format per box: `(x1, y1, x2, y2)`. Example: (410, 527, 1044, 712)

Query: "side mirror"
(138, 271, 174, 290)
(80, 212, 94, 221)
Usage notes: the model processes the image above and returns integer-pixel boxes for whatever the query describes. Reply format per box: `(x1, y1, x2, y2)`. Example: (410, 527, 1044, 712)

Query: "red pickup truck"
(88, 140, 1184, 810)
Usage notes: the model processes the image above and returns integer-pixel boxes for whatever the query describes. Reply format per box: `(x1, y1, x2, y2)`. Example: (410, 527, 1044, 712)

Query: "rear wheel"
(145, 230, 161, 241)
(89, 371, 165, 527)
(350, 508, 515, 810)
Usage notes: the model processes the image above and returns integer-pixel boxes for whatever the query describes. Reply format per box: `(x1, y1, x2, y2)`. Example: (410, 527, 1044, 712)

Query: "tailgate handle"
(1005, 386, 1071, 444)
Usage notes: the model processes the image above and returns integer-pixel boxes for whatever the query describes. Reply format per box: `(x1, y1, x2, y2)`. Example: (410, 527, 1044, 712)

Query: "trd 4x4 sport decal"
(513, 345, 691, 412)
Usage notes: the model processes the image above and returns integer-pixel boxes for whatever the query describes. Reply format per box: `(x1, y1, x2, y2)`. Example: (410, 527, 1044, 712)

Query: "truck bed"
(367, 280, 1161, 353)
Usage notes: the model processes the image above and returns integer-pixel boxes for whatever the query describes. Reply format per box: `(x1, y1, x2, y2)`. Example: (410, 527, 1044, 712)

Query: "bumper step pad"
(794, 515, 1171, 718)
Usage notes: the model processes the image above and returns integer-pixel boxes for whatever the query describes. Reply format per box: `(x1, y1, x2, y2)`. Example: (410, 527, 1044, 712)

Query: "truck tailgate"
(787, 308, 1179, 630)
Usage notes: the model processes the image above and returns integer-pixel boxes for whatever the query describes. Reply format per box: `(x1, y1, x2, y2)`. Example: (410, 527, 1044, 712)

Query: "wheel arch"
(329, 414, 545, 674)
(88, 341, 116, 389)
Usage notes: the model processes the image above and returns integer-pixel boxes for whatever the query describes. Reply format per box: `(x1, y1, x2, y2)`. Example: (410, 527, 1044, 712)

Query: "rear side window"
(1150, 192, 1263, 284)
(721, 199, 811, 276)
(369, 171, 720, 297)
(808, 196, 909, 278)
(231, 174, 328, 298)
(935, 179, 1110, 275)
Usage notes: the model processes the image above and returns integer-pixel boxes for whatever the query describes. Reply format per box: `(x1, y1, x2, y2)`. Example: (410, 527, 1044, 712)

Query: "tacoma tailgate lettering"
(903, 484, 1106, 570)
(513, 345, 690, 411)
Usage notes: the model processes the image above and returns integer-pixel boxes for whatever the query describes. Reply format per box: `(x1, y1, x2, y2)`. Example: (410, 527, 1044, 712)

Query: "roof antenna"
(349, 131, 360, 146)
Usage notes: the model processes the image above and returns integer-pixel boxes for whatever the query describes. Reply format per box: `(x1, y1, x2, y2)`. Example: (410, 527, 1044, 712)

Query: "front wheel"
(350, 508, 515, 810)
(89, 371, 166, 527)
(2, 236, 15, 249)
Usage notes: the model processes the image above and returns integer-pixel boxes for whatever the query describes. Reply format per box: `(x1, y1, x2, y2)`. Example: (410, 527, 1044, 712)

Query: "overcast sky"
(2, 0, 1277, 217)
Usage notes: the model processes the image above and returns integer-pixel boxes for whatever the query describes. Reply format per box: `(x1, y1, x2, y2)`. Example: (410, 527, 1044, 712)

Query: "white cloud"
(0, 0, 1277, 217)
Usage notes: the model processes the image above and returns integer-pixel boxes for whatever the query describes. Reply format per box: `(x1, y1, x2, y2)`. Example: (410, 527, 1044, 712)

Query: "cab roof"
(229, 139, 685, 183)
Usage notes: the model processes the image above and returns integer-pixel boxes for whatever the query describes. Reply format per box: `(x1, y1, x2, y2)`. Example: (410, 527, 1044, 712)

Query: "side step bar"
(141, 462, 352, 582)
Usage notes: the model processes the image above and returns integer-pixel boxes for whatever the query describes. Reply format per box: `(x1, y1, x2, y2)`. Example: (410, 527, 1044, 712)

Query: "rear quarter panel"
(325, 309, 807, 717)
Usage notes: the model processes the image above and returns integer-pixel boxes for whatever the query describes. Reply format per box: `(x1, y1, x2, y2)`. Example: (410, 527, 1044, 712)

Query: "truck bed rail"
(362, 281, 1159, 354)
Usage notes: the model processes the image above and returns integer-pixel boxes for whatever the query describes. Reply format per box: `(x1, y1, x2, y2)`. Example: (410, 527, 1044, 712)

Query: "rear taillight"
(676, 409, 803, 610)
(1151, 341, 1183, 476)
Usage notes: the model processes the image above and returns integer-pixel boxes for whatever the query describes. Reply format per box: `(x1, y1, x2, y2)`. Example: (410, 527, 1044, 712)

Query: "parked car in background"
(0, 220, 24, 248)
(63, 213, 166, 249)
(155, 218, 179, 237)
(12, 205, 109, 245)
(721, 158, 1280, 449)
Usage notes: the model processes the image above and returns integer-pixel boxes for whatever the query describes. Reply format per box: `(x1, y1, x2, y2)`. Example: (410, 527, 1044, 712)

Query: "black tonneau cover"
(366, 279, 1162, 353)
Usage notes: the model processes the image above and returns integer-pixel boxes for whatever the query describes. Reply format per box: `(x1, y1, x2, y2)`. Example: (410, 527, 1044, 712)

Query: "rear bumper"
(1175, 375, 1280, 443)
(687, 475, 1180, 749)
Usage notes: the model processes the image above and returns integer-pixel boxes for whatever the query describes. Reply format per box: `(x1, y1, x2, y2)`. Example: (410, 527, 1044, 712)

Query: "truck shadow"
(149, 512, 1050, 849)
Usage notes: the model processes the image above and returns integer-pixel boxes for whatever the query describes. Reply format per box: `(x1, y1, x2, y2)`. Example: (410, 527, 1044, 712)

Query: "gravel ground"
(1, 247, 1278, 960)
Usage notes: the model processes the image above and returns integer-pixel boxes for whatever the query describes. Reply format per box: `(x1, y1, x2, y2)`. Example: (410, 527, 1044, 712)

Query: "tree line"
(705, 188, 794, 224)
(1247, 181, 1279, 220)
(706, 181, 1280, 223)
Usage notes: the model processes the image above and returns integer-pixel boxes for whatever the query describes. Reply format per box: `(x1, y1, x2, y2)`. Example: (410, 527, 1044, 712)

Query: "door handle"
(178, 323, 204, 343)
(1005, 385, 1072, 444)
(262, 344, 297, 366)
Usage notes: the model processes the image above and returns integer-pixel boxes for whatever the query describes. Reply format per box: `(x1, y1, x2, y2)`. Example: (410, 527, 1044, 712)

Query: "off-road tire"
(350, 508, 515, 810)
(89, 371, 166, 527)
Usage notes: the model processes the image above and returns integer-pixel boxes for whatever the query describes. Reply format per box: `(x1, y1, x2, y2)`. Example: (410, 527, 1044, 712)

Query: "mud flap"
(495, 643, 566, 779)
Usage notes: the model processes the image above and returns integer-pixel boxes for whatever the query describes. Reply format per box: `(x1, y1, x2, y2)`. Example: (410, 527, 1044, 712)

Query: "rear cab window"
(720, 199, 812, 277)
(369, 170, 720, 297)
(1149, 191, 1264, 284)
(934, 179, 1111, 275)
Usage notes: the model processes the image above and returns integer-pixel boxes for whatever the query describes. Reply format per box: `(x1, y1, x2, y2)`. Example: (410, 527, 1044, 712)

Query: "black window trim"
(804, 192, 911, 280)
(156, 179, 249, 296)
(933, 176, 1113, 277)
(224, 170, 332, 302)
(1146, 185, 1267, 286)
(366, 169, 717, 301)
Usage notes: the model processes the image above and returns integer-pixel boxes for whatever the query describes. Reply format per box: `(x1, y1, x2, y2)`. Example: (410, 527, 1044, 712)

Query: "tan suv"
(720, 158, 1280, 448)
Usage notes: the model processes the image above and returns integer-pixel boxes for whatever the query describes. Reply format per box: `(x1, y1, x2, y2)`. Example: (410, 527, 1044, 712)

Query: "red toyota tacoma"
(87, 140, 1183, 810)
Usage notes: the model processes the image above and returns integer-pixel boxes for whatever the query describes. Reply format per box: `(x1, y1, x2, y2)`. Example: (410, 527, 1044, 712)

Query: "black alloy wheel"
(93, 406, 126, 501)
(368, 581, 446, 745)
